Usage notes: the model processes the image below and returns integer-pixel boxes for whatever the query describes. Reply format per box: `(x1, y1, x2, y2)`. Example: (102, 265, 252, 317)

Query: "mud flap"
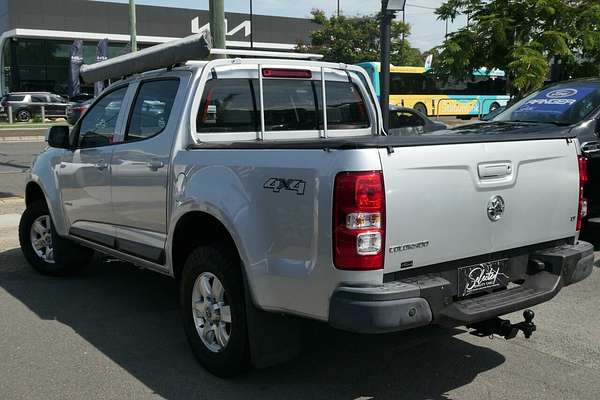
(244, 283, 301, 368)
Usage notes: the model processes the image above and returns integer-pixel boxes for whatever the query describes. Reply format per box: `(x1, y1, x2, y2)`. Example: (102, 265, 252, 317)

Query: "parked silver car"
(0, 92, 69, 122)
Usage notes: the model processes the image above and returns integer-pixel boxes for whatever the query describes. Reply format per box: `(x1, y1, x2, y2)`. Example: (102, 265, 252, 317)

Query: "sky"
(99, 0, 467, 51)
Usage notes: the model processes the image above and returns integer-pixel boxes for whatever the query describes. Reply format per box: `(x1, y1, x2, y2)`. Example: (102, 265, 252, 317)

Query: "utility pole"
(380, 0, 405, 132)
(380, 7, 392, 131)
(337, 0, 340, 17)
(129, 0, 137, 52)
(250, 0, 254, 49)
(401, 9, 405, 63)
(209, 0, 226, 58)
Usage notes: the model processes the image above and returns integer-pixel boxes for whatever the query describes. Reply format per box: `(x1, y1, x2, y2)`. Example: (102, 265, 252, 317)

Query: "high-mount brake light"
(577, 155, 588, 231)
(262, 68, 312, 79)
(333, 171, 385, 270)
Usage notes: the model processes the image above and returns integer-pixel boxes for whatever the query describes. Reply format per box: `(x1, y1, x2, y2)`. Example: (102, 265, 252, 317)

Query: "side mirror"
(46, 125, 71, 149)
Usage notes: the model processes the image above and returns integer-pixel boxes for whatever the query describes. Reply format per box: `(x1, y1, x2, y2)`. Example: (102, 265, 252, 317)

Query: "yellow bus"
(357, 62, 509, 118)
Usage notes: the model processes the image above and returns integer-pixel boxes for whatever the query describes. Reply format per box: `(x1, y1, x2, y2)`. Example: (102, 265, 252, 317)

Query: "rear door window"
(31, 95, 47, 103)
(125, 79, 179, 142)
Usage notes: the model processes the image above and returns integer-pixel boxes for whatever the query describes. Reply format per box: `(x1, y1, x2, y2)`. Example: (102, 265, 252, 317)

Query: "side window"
(390, 73, 425, 95)
(197, 79, 257, 133)
(390, 110, 425, 128)
(50, 95, 65, 103)
(31, 95, 46, 103)
(321, 81, 370, 130)
(78, 87, 127, 148)
(125, 79, 179, 142)
(263, 79, 318, 131)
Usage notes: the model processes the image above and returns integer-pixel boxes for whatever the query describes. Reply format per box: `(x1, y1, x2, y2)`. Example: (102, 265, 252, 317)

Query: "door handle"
(94, 160, 108, 170)
(478, 162, 512, 179)
(146, 160, 165, 171)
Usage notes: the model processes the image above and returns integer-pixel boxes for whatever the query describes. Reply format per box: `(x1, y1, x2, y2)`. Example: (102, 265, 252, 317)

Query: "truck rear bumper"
(329, 241, 594, 334)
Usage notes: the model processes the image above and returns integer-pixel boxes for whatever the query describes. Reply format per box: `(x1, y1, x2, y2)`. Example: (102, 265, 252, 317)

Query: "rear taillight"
(333, 171, 385, 270)
(577, 155, 588, 231)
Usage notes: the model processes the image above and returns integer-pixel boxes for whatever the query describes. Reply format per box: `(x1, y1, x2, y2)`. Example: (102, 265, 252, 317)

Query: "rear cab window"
(194, 66, 373, 142)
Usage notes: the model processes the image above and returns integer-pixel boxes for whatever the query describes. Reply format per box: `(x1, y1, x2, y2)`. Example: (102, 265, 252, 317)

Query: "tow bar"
(468, 310, 536, 340)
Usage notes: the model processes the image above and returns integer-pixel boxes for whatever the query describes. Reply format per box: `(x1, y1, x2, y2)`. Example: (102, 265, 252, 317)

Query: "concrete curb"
(0, 135, 45, 143)
(0, 197, 24, 205)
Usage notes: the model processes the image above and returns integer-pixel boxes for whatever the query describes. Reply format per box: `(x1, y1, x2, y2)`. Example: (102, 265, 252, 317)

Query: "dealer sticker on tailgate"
(458, 259, 510, 297)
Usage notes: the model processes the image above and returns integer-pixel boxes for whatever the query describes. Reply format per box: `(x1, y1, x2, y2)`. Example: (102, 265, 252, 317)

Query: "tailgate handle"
(478, 163, 512, 179)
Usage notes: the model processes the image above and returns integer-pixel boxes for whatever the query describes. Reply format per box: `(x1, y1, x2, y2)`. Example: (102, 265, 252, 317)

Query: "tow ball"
(468, 310, 536, 340)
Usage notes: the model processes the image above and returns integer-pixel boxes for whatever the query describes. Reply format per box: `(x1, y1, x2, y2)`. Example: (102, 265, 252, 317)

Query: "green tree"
(297, 10, 423, 67)
(435, 0, 600, 98)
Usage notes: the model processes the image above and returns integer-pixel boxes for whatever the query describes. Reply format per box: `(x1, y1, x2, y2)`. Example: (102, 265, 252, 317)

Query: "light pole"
(337, 0, 340, 17)
(129, 0, 137, 52)
(249, 0, 254, 49)
(380, 0, 406, 131)
(209, 0, 226, 58)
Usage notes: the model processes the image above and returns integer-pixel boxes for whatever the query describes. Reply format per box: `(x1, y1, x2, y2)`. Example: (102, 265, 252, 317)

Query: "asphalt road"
(0, 141, 46, 198)
(1, 199, 600, 400)
(1, 127, 599, 399)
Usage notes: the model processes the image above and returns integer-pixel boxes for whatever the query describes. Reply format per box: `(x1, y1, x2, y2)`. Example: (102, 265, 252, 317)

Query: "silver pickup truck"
(19, 35, 594, 377)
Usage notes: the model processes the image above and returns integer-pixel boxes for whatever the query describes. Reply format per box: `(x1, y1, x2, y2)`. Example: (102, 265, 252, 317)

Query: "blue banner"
(94, 39, 109, 96)
(68, 40, 84, 98)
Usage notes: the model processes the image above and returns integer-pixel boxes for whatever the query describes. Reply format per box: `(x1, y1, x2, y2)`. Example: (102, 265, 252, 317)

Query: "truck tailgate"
(381, 139, 579, 273)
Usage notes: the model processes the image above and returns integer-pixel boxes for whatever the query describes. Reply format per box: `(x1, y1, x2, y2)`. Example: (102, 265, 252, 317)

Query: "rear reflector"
(577, 155, 588, 231)
(262, 68, 312, 79)
(333, 171, 385, 270)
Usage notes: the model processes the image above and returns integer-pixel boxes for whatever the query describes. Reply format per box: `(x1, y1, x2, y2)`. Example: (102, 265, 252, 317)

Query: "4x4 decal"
(263, 178, 306, 195)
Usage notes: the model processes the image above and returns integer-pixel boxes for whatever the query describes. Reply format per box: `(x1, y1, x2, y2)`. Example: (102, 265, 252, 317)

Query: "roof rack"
(80, 32, 212, 84)
(209, 48, 323, 60)
(79, 31, 324, 84)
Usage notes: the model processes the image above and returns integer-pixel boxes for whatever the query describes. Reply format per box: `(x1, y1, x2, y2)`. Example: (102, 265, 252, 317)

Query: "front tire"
(180, 244, 249, 377)
(19, 200, 93, 276)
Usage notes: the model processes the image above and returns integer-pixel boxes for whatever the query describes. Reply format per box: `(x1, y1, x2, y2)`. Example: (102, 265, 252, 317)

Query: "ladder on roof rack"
(79, 32, 324, 84)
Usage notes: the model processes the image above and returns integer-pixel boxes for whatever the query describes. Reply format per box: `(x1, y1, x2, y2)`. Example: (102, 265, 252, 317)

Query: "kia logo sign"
(546, 88, 578, 98)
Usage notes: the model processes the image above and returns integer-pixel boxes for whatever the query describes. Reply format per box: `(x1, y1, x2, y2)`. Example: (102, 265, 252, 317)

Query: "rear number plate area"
(458, 259, 510, 297)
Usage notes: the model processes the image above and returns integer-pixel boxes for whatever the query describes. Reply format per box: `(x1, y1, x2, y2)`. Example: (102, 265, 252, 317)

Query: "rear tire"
(489, 102, 500, 112)
(413, 103, 428, 116)
(16, 109, 32, 122)
(19, 200, 93, 276)
(180, 244, 249, 377)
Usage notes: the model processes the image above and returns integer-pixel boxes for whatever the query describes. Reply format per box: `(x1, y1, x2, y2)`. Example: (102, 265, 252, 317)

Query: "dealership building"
(0, 0, 316, 95)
